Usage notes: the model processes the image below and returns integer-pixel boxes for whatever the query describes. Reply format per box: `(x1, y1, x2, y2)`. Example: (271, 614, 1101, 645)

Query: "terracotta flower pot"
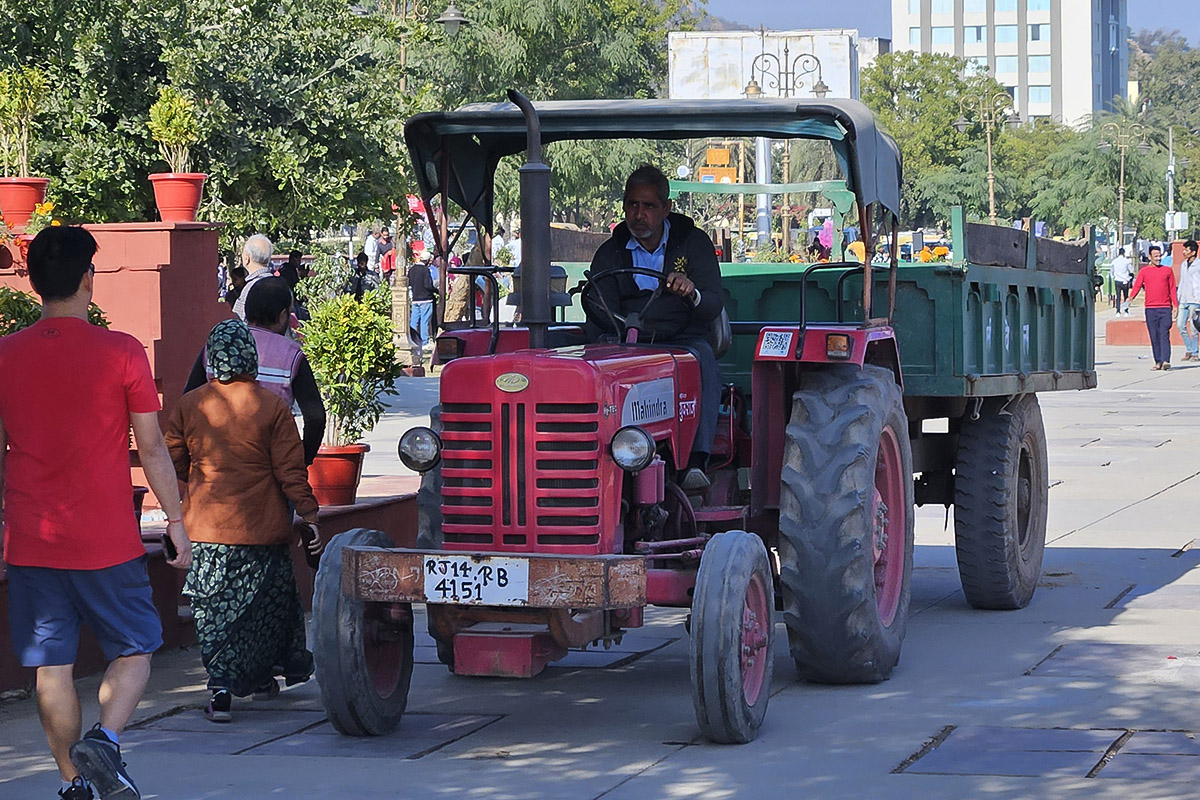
(148, 172, 207, 222)
(0, 177, 50, 232)
(308, 443, 371, 506)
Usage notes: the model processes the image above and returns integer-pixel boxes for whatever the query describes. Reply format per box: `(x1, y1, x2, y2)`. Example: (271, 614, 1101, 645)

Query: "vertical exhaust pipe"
(508, 89, 551, 350)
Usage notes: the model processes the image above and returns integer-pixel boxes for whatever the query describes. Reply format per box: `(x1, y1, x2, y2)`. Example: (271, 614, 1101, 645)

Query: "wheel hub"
(740, 573, 771, 706)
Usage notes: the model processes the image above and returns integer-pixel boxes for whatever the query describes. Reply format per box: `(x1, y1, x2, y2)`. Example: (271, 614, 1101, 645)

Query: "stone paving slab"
(1116, 584, 1200, 609)
(1123, 731, 1200, 755)
(903, 726, 1120, 777)
(248, 714, 499, 759)
(1028, 643, 1200, 677)
(1099, 753, 1200, 780)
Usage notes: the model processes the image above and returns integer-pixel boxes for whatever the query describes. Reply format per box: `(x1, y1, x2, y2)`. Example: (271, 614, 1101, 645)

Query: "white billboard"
(668, 30, 864, 101)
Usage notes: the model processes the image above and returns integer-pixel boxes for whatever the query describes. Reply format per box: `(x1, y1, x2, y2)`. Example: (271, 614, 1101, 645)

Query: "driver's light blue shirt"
(626, 219, 670, 291)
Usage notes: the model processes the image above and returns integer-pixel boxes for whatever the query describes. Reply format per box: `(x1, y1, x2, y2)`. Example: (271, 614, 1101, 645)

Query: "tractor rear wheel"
(690, 530, 775, 744)
(313, 528, 413, 736)
(779, 365, 914, 684)
(953, 394, 1048, 610)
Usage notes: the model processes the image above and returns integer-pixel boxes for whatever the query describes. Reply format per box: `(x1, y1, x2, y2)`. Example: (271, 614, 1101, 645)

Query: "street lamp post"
(1097, 121, 1150, 253)
(954, 91, 1021, 226)
(743, 26, 829, 253)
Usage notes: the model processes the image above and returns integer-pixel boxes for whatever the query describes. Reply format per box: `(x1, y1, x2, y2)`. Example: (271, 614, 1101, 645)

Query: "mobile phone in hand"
(162, 532, 178, 561)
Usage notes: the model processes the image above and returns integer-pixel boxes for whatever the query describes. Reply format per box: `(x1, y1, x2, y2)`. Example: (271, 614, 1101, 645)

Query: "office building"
(891, 0, 1128, 125)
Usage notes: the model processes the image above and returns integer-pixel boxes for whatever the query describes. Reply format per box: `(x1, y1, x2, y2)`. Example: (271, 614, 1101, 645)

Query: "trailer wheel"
(314, 528, 413, 736)
(779, 365, 914, 684)
(690, 530, 775, 744)
(953, 394, 1048, 610)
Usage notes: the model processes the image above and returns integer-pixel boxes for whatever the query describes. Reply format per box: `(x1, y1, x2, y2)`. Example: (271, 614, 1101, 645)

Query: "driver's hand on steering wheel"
(665, 272, 698, 303)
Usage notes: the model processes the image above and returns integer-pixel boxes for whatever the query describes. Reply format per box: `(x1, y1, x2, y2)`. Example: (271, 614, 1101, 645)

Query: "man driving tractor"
(585, 164, 725, 492)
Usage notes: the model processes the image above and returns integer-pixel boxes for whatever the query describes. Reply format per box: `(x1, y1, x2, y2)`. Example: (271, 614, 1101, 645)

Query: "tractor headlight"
(610, 426, 655, 472)
(398, 427, 442, 472)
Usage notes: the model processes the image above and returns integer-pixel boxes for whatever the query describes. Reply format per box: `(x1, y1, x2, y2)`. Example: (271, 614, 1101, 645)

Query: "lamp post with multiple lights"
(1096, 121, 1150, 252)
(743, 27, 829, 252)
(953, 91, 1022, 226)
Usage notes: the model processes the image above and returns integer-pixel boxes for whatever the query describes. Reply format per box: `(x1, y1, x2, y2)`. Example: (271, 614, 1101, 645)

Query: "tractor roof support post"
(859, 200, 873, 323)
(509, 90, 551, 350)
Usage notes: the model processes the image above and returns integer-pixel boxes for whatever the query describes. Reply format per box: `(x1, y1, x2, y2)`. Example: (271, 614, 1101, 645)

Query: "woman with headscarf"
(165, 319, 323, 723)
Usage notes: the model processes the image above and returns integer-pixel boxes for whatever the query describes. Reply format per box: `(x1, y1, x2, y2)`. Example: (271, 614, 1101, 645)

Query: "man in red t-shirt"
(0, 227, 192, 800)
(1129, 244, 1180, 370)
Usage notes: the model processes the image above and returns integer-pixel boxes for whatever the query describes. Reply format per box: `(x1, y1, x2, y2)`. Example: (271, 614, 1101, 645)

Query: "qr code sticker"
(758, 330, 793, 358)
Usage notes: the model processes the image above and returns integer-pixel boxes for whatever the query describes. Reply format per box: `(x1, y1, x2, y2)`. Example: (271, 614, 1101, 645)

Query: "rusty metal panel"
(345, 548, 646, 609)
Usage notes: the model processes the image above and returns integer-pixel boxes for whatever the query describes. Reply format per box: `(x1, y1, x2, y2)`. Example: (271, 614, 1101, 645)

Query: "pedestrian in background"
(232, 234, 275, 321)
(0, 226, 192, 800)
(1176, 240, 1200, 361)
(378, 227, 395, 284)
(364, 227, 381, 277)
(224, 266, 248, 308)
(1110, 247, 1135, 315)
(184, 278, 326, 464)
(1130, 243, 1179, 370)
(408, 253, 436, 351)
(166, 319, 322, 724)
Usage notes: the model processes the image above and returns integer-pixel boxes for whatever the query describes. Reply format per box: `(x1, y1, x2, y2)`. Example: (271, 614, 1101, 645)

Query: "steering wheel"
(580, 267, 685, 341)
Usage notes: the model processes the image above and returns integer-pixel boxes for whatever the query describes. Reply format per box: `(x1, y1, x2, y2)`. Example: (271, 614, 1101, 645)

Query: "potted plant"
(0, 67, 50, 232)
(299, 260, 402, 505)
(146, 86, 206, 222)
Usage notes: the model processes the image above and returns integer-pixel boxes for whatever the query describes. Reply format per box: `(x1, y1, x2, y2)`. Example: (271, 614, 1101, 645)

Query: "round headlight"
(398, 427, 442, 472)
(610, 426, 655, 472)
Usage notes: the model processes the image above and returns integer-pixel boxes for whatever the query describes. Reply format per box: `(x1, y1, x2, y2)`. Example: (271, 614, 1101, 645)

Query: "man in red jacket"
(1130, 244, 1179, 370)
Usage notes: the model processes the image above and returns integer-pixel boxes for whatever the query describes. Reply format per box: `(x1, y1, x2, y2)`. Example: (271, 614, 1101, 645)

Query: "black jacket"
(586, 213, 723, 340)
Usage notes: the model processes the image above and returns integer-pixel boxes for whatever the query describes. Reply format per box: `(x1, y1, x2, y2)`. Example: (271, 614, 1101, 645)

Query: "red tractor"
(313, 93, 1085, 743)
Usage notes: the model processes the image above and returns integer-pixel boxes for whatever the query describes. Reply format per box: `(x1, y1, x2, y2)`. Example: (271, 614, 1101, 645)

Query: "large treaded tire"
(690, 530, 775, 744)
(953, 394, 1048, 610)
(779, 365, 914, 685)
(313, 528, 413, 736)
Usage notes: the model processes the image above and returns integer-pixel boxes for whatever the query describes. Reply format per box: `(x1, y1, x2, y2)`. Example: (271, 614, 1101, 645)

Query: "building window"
(1029, 86, 1052, 104)
(1004, 86, 1017, 100)
(931, 0, 953, 13)
(910, 27, 921, 47)
(1027, 0, 1050, 9)
(964, 0, 986, 12)
(996, 25, 1018, 43)
(995, 56, 1019, 73)
(931, 26, 954, 45)
(996, 0, 1017, 11)
(1030, 23, 1050, 41)
(964, 25, 987, 43)
(965, 57, 989, 75)
(909, 0, 920, 13)
(1028, 55, 1051, 72)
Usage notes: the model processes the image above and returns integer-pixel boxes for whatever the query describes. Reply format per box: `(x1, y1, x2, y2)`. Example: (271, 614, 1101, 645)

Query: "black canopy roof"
(404, 98, 902, 234)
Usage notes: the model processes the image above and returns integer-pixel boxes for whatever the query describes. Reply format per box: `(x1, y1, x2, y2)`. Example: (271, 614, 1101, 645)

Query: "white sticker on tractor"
(758, 330, 794, 358)
(622, 377, 675, 426)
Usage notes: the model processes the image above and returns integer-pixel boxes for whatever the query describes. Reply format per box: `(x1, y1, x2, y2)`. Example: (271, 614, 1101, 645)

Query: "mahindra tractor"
(311, 93, 1096, 744)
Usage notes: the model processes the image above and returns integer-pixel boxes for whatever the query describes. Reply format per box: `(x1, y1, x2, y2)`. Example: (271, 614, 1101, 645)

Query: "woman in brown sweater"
(166, 319, 322, 722)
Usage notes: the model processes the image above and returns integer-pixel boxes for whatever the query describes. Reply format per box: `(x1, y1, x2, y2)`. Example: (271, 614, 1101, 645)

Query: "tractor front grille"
(440, 400, 603, 550)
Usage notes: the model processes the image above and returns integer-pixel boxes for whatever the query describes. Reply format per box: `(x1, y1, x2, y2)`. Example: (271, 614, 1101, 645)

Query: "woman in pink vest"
(185, 278, 326, 463)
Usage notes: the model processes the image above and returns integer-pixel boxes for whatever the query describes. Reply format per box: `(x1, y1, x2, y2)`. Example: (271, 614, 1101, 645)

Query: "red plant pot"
(0, 177, 50, 232)
(148, 172, 207, 222)
(308, 443, 371, 506)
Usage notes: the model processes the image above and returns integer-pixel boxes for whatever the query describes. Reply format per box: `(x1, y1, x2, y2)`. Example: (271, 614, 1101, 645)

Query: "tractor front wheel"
(689, 530, 775, 744)
(779, 365, 914, 684)
(313, 528, 413, 736)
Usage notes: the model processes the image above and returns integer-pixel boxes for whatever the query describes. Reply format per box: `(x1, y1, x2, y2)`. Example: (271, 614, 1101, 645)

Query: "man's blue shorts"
(7, 555, 163, 667)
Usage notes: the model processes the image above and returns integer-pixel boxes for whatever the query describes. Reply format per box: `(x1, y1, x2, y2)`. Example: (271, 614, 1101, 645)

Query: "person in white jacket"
(1110, 248, 1135, 315)
(1177, 240, 1200, 360)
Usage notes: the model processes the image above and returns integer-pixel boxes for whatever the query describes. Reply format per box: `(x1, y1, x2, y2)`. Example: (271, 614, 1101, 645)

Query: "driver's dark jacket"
(586, 213, 724, 339)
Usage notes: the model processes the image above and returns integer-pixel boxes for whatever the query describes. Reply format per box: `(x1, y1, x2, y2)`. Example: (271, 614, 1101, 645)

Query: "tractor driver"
(585, 164, 725, 492)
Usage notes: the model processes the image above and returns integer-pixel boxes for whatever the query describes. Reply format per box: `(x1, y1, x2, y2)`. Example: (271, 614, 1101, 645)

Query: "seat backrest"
(708, 308, 732, 359)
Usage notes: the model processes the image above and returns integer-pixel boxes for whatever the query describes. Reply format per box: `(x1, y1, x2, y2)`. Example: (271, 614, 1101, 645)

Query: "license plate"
(422, 555, 530, 606)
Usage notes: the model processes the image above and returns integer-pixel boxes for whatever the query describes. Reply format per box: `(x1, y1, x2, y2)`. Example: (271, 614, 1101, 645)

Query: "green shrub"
(0, 286, 109, 337)
(147, 86, 201, 173)
(301, 292, 401, 446)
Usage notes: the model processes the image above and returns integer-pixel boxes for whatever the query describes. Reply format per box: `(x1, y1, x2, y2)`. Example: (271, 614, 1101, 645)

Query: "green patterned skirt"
(184, 542, 314, 696)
